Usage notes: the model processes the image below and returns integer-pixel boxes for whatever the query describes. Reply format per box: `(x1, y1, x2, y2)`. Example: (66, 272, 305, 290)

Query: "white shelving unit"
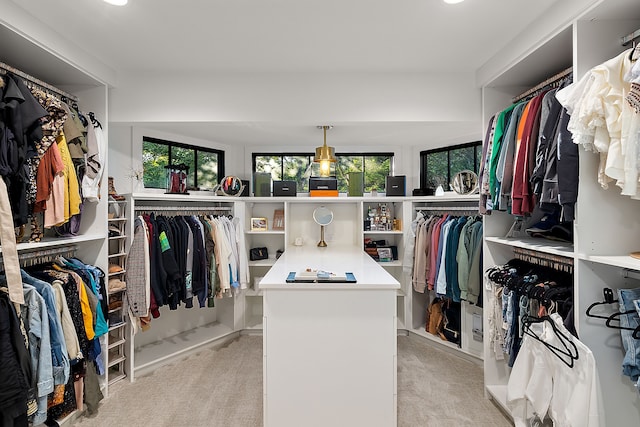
(127, 194, 240, 380)
(106, 199, 129, 386)
(481, 2, 640, 424)
(0, 19, 111, 421)
(407, 198, 484, 360)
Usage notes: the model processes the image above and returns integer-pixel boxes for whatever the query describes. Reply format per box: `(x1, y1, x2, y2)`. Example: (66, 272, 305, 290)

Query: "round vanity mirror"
(216, 176, 245, 196)
(313, 206, 333, 247)
(451, 170, 479, 195)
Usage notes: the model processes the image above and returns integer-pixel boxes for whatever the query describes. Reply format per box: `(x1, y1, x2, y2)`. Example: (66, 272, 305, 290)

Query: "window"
(420, 141, 481, 190)
(142, 136, 225, 190)
(252, 153, 393, 193)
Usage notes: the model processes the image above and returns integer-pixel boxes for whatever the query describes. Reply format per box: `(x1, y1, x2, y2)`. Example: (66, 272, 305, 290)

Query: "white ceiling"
(10, 0, 559, 73)
(6, 0, 571, 148)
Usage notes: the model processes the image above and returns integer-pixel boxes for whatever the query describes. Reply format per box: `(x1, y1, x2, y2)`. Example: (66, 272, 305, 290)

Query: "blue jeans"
(617, 288, 640, 381)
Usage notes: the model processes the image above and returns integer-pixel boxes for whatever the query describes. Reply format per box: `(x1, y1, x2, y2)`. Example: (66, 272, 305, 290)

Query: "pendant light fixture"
(314, 125, 337, 177)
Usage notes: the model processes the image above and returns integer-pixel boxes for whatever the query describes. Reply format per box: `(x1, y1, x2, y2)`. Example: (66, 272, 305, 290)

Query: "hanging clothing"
(507, 314, 603, 427)
(557, 48, 639, 197)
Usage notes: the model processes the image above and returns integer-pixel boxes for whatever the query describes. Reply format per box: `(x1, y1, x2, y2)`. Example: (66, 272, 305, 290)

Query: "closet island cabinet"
(480, 1, 640, 424)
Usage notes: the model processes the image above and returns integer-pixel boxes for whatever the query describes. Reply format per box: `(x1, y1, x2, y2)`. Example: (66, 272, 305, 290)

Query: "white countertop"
(259, 245, 400, 290)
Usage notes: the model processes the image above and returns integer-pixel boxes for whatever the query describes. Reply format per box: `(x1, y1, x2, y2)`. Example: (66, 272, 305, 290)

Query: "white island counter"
(260, 246, 400, 427)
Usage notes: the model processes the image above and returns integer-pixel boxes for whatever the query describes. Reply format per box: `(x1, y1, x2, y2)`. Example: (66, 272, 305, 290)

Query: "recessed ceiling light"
(443, 0, 464, 4)
(104, 0, 128, 5)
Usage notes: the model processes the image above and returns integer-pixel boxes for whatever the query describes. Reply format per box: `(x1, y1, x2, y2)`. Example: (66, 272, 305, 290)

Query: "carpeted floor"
(72, 334, 511, 427)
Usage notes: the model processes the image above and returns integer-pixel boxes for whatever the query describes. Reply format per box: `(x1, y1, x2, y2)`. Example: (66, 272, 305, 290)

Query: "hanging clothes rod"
(622, 28, 640, 46)
(415, 206, 479, 212)
(135, 206, 232, 212)
(0, 245, 78, 269)
(0, 60, 79, 102)
(512, 67, 573, 104)
(512, 247, 573, 272)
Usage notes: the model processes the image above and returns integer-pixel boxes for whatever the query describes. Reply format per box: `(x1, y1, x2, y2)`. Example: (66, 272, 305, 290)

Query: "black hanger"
(522, 315, 579, 368)
(604, 310, 637, 331)
(586, 288, 617, 320)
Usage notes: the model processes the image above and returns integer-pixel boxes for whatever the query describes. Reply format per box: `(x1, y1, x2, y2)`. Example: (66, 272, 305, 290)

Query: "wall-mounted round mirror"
(313, 206, 333, 247)
(451, 170, 478, 195)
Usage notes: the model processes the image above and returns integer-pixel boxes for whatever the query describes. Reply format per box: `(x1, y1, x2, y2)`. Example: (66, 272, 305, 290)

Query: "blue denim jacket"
(64, 258, 108, 337)
(21, 270, 70, 386)
(22, 284, 53, 426)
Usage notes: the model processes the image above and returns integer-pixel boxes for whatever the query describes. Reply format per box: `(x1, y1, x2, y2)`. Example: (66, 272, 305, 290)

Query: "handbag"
(250, 247, 269, 261)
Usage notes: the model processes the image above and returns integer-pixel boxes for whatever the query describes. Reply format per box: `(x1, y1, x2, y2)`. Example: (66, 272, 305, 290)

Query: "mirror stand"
(318, 225, 327, 247)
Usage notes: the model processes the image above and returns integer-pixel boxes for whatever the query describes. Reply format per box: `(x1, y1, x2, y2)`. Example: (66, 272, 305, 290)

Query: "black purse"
(250, 247, 269, 261)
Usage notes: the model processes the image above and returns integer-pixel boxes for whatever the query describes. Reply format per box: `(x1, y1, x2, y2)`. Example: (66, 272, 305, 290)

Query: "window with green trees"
(142, 137, 225, 190)
(252, 152, 393, 194)
(420, 141, 481, 191)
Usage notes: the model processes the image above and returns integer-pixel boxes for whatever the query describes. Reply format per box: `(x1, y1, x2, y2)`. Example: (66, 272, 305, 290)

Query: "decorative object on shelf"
(313, 206, 333, 247)
(165, 164, 189, 194)
(249, 247, 269, 261)
(348, 172, 364, 197)
(385, 175, 406, 196)
(435, 185, 445, 196)
(273, 180, 297, 197)
(127, 167, 144, 192)
(377, 247, 392, 262)
(276, 249, 284, 259)
(272, 209, 284, 230)
(251, 217, 268, 231)
(214, 176, 245, 196)
(314, 125, 337, 177)
(412, 188, 435, 196)
(253, 172, 272, 197)
(451, 170, 478, 195)
(309, 176, 338, 197)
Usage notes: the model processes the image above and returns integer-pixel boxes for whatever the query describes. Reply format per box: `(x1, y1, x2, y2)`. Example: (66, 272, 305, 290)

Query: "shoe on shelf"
(108, 278, 127, 293)
(526, 213, 559, 234)
(108, 177, 125, 201)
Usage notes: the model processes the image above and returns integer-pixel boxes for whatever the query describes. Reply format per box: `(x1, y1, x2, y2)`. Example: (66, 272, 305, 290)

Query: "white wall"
(109, 125, 242, 194)
(109, 70, 483, 190)
(109, 71, 481, 123)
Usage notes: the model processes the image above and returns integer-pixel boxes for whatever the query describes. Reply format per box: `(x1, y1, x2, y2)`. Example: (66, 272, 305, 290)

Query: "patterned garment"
(27, 88, 67, 207)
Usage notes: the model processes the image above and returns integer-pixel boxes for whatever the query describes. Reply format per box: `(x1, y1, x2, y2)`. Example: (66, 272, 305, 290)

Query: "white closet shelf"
(108, 373, 127, 385)
(108, 270, 126, 276)
(364, 230, 403, 235)
(248, 258, 277, 267)
(108, 218, 127, 222)
(408, 328, 482, 360)
(244, 288, 263, 297)
(485, 384, 510, 415)
(485, 236, 573, 257)
(107, 355, 126, 368)
(108, 322, 126, 331)
(378, 260, 402, 267)
(133, 321, 236, 371)
(4, 233, 106, 254)
(108, 235, 127, 241)
(245, 230, 285, 235)
(108, 338, 126, 349)
(108, 252, 127, 258)
(578, 254, 640, 271)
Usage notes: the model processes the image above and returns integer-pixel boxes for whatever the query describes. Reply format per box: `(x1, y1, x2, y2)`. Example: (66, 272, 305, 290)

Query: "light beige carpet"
(72, 334, 511, 427)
